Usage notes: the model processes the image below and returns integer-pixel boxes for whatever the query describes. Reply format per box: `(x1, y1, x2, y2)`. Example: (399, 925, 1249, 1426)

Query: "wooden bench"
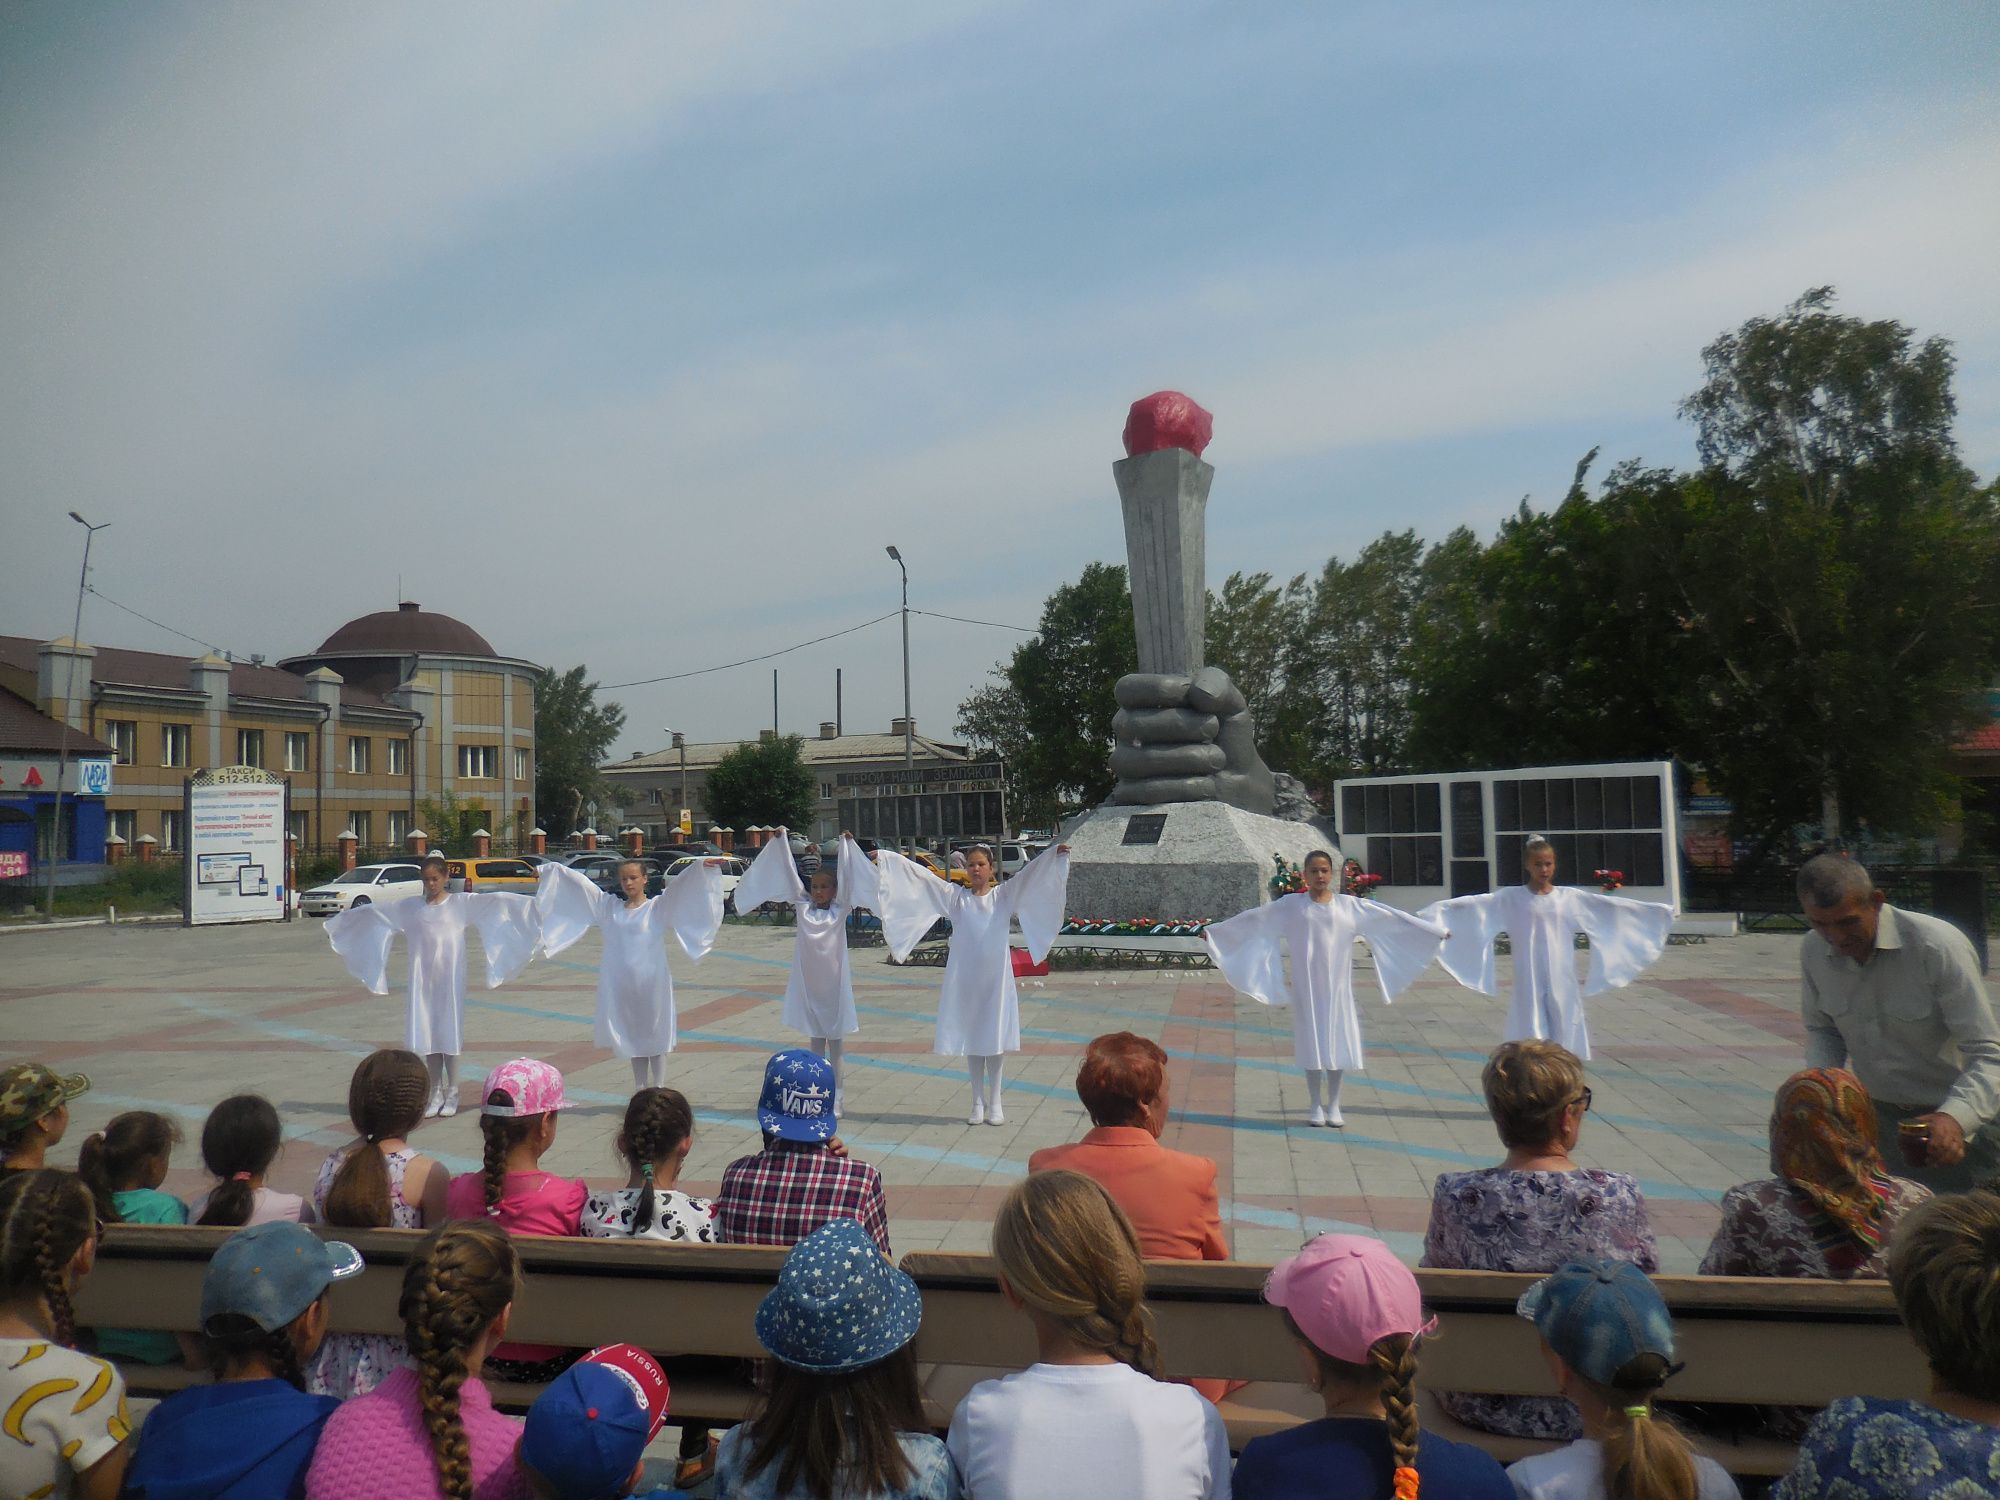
(77, 1228, 1931, 1478)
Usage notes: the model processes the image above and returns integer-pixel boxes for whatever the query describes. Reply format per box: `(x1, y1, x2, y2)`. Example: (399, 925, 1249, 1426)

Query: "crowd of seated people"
(3, 1028, 1999, 1500)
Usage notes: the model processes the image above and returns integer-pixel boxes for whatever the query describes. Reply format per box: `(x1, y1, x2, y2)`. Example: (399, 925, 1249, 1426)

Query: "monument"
(1064, 393, 1333, 919)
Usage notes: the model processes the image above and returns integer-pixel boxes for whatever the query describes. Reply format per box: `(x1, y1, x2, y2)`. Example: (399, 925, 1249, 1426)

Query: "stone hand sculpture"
(1108, 665, 1276, 815)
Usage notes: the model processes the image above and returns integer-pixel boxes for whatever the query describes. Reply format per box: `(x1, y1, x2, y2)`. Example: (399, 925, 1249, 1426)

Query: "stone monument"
(1064, 393, 1332, 920)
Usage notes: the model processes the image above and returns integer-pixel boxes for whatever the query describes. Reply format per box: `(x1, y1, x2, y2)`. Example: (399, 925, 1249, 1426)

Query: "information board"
(185, 768, 290, 926)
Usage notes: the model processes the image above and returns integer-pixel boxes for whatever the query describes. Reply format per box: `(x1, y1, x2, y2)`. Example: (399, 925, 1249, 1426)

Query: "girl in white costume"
(325, 853, 541, 1118)
(1205, 849, 1449, 1127)
(731, 830, 880, 1117)
(533, 855, 725, 1091)
(873, 842, 1071, 1126)
(1419, 835, 1673, 1061)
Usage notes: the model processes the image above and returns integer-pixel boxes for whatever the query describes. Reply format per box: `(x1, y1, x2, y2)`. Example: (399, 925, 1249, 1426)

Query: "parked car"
(300, 862, 424, 917)
(445, 857, 539, 893)
(581, 856, 666, 897)
(666, 855, 746, 910)
(908, 850, 973, 887)
(517, 853, 560, 868)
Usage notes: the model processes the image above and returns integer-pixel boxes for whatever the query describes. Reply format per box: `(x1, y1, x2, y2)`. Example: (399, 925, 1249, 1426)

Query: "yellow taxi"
(444, 857, 539, 893)
(908, 850, 974, 887)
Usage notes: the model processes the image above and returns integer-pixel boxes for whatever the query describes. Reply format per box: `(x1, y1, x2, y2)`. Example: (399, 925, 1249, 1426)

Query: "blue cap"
(755, 1219, 921, 1373)
(200, 1221, 363, 1334)
(757, 1049, 837, 1142)
(1517, 1259, 1678, 1387)
(522, 1345, 668, 1500)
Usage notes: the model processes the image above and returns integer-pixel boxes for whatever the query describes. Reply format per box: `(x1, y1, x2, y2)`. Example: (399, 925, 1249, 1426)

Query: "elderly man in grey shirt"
(1798, 853, 2000, 1192)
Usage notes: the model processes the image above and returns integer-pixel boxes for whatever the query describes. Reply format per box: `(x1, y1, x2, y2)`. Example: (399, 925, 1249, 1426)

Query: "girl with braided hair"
(306, 1220, 529, 1500)
(1234, 1234, 1511, 1500)
(582, 1086, 716, 1242)
(947, 1170, 1229, 1500)
(309, 1048, 453, 1399)
(0, 1168, 133, 1500)
(75, 1110, 187, 1366)
(123, 1221, 359, 1499)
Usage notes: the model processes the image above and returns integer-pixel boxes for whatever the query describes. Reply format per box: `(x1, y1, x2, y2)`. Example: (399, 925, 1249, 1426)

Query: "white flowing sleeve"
(459, 892, 542, 989)
(1204, 900, 1290, 1007)
(999, 846, 1070, 962)
(535, 862, 608, 957)
(732, 831, 804, 915)
(1423, 894, 1508, 996)
(836, 835, 879, 913)
(1350, 896, 1450, 1004)
(325, 900, 403, 994)
(653, 858, 725, 960)
(1574, 890, 1675, 995)
(872, 851, 957, 962)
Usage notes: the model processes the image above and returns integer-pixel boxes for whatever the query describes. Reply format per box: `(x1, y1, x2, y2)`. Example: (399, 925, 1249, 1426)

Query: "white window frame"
(107, 809, 137, 844)
(161, 723, 191, 768)
(386, 810, 411, 845)
(107, 720, 138, 766)
(511, 746, 528, 783)
(348, 736, 371, 774)
(236, 729, 264, 768)
(159, 809, 183, 852)
(284, 732, 311, 773)
(387, 738, 408, 776)
(458, 744, 497, 779)
(350, 811, 373, 845)
(287, 811, 309, 846)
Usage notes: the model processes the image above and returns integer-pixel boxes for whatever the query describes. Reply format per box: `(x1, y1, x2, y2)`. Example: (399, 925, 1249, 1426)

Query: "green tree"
(534, 665, 626, 838)
(704, 734, 814, 831)
(1206, 570, 1317, 778)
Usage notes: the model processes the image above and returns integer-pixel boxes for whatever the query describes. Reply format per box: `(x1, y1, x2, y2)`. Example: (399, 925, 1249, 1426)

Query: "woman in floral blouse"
(1420, 1039, 1657, 1440)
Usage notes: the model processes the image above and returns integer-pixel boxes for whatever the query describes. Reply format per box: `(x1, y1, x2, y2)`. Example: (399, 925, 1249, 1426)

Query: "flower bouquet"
(1269, 853, 1306, 898)
(1594, 868, 1625, 893)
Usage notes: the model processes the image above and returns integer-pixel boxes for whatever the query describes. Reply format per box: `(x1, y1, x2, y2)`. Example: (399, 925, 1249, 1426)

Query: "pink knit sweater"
(303, 1365, 529, 1500)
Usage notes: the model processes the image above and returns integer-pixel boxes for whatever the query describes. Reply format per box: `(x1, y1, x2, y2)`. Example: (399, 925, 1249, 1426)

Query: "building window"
(387, 738, 408, 776)
(348, 737, 371, 774)
(284, 732, 311, 772)
(820, 782, 835, 800)
(287, 811, 309, 846)
(106, 720, 138, 766)
(458, 744, 497, 779)
(236, 729, 264, 768)
(1338, 779, 1446, 888)
(350, 812, 373, 846)
(107, 809, 137, 845)
(161, 723, 191, 768)
(159, 809, 183, 852)
(387, 810, 410, 845)
(511, 747, 528, 783)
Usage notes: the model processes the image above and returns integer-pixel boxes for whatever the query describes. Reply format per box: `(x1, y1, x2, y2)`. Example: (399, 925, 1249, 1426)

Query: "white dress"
(325, 892, 540, 1054)
(732, 832, 881, 1039)
(874, 846, 1071, 1057)
(534, 860, 725, 1057)
(1420, 885, 1674, 1060)
(1204, 892, 1449, 1071)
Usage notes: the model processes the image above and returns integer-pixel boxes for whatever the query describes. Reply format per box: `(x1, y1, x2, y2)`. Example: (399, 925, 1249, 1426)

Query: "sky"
(4, 2, 1998, 760)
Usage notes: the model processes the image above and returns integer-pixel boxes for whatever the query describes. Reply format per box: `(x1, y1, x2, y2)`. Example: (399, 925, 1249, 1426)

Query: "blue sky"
(4, 2, 1996, 756)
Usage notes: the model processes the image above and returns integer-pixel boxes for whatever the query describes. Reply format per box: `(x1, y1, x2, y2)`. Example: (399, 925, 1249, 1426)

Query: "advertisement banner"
(184, 768, 289, 926)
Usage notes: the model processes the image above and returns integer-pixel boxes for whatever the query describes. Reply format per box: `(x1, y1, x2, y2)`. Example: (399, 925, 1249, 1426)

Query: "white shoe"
(834, 1095, 844, 1119)
(423, 1090, 445, 1119)
(1309, 1104, 1328, 1127)
(985, 1103, 1005, 1126)
(439, 1093, 459, 1118)
(968, 1099, 986, 1126)
(1326, 1105, 1344, 1128)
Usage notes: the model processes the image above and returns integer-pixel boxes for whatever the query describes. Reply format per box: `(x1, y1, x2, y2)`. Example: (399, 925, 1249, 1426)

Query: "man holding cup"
(1798, 852, 2000, 1192)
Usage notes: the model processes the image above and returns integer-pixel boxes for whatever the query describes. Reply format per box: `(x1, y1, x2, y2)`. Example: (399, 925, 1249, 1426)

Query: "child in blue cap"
(1506, 1260, 1740, 1500)
(122, 1220, 362, 1499)
(521, 1343, 675, 1499)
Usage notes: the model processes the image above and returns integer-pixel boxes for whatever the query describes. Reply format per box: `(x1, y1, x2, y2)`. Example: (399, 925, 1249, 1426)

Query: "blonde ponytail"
(994, 1171, 1161, 1377)
(1595, 1387, 1699, 1500)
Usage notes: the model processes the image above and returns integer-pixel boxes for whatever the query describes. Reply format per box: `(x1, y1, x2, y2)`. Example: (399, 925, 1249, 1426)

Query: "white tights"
(1305, 1068, 1346, 1125)
(423, 1053, 460, 1117)
(629, 1055, 668, 1092)
(810, 1037, 845, 1116)
(966, 1055, 1006, 1122)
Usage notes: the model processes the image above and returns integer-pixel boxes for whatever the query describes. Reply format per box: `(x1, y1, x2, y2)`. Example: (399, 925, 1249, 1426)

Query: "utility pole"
(46, 512, 110, 922)
(886, 546, 912, 773)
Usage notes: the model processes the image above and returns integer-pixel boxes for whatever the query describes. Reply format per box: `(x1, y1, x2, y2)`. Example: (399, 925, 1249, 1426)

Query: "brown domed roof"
(315, 602, 495, 657)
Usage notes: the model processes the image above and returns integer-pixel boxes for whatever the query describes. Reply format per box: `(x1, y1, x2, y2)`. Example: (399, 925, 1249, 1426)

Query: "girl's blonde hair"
(399, 1221, 521, 1500)
(1575, 1364, 1700, 1500)
(992, 1170, 1159, 1376)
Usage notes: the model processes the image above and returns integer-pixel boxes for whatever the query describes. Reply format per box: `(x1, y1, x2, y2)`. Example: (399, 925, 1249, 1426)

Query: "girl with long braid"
(123, 1221, 359, 1499)
(948, 1170, 1229, 1500)
(74, 1111, 186, 1367)
(1234, 1234, 1512, 1500)
(305, 1221, 528, 1500)
(309, 1048, 453, 1399)
(0, 1169, 134, 1500)
(581, 1087, 716, 1242)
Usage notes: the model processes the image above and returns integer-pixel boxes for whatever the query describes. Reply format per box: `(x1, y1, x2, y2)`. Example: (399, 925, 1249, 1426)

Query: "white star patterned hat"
(755, 1219, 921, 1372)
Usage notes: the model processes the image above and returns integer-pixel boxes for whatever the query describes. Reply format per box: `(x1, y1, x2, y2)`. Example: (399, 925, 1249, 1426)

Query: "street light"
(664, 728, 689, 838)
(885, 546, 912, 776)
(46, 512, 110, 921)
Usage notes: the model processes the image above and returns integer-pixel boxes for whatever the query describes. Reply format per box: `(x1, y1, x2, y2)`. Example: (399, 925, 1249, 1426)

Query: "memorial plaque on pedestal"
(1121, 813, 1168, 846)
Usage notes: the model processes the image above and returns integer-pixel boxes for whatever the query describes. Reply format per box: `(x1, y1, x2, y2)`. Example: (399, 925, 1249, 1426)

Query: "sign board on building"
(834, 761, 1005, 796)
(0, 758, 113, 796)
(184, 768, 290, 926)
(0, 851, 27, 881)
(75, 759, 113, 797)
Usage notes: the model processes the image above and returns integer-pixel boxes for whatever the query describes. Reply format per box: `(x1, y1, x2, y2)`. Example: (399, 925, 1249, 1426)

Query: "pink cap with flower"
(1262, 1233, 1435, 1364)
(482, 1058, 567, 1117)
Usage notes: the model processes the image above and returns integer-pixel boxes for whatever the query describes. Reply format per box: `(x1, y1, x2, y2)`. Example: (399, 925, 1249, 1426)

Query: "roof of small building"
(1958, 723, 2000, 754)
(0, 635, 398, 711)
(603, 730, 981, 774)
(0, 685, 115, 757)
(312, 601, 496, 658)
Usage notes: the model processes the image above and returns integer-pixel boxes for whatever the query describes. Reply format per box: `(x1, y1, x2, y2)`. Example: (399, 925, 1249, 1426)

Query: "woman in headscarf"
(1700, 1067, 1931, 1283)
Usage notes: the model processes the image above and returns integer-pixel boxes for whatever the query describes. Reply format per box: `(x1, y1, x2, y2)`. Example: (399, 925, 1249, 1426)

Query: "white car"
(300, 861, 426, 917)
(666, 855, 746, 910)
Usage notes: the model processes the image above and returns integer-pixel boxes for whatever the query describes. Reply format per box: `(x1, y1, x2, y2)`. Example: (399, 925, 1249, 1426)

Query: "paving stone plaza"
(0, 916, 1901, 1271)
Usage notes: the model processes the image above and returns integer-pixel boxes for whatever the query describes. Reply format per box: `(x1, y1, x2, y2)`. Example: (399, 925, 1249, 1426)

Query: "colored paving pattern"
(0, 918, 1907, 1271)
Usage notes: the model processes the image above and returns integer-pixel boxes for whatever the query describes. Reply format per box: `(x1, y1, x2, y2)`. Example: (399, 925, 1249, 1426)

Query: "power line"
(911, 608, 1037, 633)
(85, 585, 238, 659)
(597, 612, 901, 691)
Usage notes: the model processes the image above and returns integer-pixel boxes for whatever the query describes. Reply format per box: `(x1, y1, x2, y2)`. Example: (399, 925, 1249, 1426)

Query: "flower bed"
(1060, 916, 1211, 937)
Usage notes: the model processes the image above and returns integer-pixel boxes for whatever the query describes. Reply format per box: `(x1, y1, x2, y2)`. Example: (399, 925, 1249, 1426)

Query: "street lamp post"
(46, 512, 110, 922)
(665, 729, 688, 837)
(885, 546, 912, 774)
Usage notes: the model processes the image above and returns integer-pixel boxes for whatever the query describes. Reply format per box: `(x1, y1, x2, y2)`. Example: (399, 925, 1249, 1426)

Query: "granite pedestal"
(1063, 801, 1336, 921)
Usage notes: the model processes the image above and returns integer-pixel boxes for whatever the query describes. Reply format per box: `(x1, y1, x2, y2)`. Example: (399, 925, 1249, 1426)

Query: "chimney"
(400, 601, 420, 613)
(819, 722, 838, 740)
(890, 717, 915, 738)
(758, 729, 776, 743)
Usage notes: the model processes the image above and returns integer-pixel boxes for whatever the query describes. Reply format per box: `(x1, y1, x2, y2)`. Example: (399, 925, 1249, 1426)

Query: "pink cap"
(482, 1058, 567, 1117)
(1263, 1234, 1433, 1363)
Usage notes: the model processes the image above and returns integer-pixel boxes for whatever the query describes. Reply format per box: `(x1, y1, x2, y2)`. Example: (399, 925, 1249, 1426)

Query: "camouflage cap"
(0, 1063, 90, 1138)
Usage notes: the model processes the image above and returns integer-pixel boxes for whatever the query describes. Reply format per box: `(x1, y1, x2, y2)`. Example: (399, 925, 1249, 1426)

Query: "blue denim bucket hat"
(1517, 1259, 1679, 1387)
(754, 1219, 921, 1373)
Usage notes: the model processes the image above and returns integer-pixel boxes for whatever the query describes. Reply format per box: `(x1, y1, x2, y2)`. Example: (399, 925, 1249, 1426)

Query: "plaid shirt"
(715, 1140, 891, 1255)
